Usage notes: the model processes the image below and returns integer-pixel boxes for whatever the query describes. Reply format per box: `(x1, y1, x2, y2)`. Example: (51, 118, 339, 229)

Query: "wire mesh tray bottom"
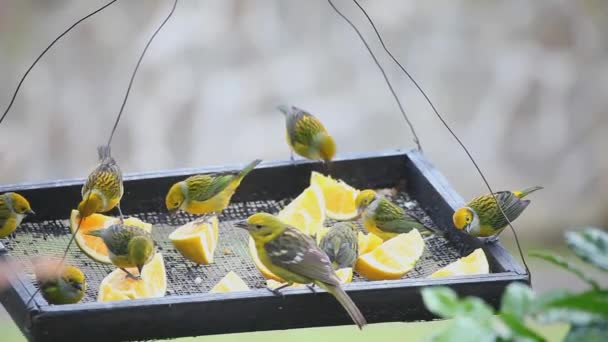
(1, 190, 462, 304)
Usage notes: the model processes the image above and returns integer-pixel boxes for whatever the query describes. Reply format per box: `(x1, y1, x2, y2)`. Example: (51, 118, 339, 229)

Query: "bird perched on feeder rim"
(0, 192, 35, 238)
(235, 213, 367, 329)
(86, 223, 155, 279)
(78, 145, 124, 219)
(355, 189, 429, 241)
(453, 186, 543, 242)
(278, 105, 336, 163)
(37, 264, 87, 305)
(319, 222, 359, 270)
(165, 159, 262, 218)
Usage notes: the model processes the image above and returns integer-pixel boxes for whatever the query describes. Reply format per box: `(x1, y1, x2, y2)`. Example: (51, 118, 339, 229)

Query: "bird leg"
(121, 268, 141, 280)
(117, 204, 125, 223)
(290, 151, 296, 164)
(306, 284, 317, 294)
(485, 235, 500, 244)
(266, 282, 293, 296)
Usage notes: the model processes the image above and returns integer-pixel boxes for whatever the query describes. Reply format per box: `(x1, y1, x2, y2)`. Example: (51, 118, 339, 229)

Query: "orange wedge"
(266, 267, 353, 289)
(357, 232, 384, 255)
(97, 253, 166, 302)
(169, 216, 219, 264)
(69, 209, 152, 264)
(356, 230, 425, 280)
(248, 237, 284, 282)
(310, 171, 360, 220)
(429, 248, 489, 278)
(209, 271, 250, 293)
(278, 184, 325, 236)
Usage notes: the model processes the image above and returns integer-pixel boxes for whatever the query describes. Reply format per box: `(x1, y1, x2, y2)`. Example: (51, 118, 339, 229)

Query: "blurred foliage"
(422, 227, 608, 341)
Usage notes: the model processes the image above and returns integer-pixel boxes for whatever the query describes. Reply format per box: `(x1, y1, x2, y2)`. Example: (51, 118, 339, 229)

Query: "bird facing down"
(165, 159, 262, 217)
(278, 105, 336, 163)
(355, 189, 427, 241)
(319, 222, 359, 270)
(235, 212, 367, 329)
(78, 145, 124, 218)
(453, 186, 543, 240)
(0, 192, 35, 238)
(38, 265, 87, 305)
(86, 224, 155, 279)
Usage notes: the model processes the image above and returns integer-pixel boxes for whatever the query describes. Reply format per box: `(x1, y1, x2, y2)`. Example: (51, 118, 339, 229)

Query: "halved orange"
(266, 267, 353, 289)
(310, 171, 360, 220)
(356, 230, 425, 280)
(209, 271, 250, 293)
(429, 248, 489, 278)
(278, 184, 325, 236)
(97, 253, 166, 302)
(169, 216, 219, 264)
(357, 232, 384, 255)
(248, 237, 284, 282)
(69, 209, 152, 264)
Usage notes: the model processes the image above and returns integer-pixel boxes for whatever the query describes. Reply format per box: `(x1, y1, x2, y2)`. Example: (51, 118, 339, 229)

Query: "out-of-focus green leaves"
(529, 250, 600, 290)
(500, 282, 536, 319)
(565, 323, 608, 342)
(500, 313, 546, 342)
(565, 228, 608, 272)
(535, 290, 608, 325)
(421, 287, 493, 320)
(429, 316, 495, 342)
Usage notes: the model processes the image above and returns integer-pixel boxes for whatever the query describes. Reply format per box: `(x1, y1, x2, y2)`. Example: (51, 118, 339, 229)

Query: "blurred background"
(0, 0, 607, 340)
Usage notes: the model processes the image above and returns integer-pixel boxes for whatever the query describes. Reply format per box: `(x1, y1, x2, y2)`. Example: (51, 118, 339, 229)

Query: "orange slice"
(357, 232, 384, 255)
(278, 184, 325, 236)
(356, 230, 425, 280)
(266, 267, 353, 289)
(310, 172, 360, 220)
(169, 216, 219, 264)
(429, 248, 489, 278)
(97, 253, 166, 302)
(69, 209, 152, 264)
(209, 271, 250, 293)
(248, 237, 284, 282)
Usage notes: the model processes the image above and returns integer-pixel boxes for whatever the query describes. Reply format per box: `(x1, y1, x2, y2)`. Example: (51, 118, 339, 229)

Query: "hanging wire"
(326, 0, 422, 151)
(0, 0, 120, 126)
(329, 0, 531, 278)
(25, 0, 179, 308)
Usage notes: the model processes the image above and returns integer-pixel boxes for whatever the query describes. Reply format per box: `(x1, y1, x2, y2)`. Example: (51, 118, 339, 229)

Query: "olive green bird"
(319, 222, 358, 270)
(236, 213, 367, 329)
(37, 265, 86, 305)
(278, 105, 336, 163)
(453, 186, 543, 241)
(355, 189, 429, 241)
(0, 192, 35, 238)
(86, 224, 155, 279)
(166, 159, 262, 217)
(78, 145, 124, 219)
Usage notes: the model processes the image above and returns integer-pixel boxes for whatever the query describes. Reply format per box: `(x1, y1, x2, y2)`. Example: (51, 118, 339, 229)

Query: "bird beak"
(233, 220, 249, 230)
(26, 209, 35, 216)
(464, 223, 472, 233)
(72, 283, 83, 291)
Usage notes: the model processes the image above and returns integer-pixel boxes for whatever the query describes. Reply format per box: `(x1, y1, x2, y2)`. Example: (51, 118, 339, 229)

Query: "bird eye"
(256, 225, 262, 229)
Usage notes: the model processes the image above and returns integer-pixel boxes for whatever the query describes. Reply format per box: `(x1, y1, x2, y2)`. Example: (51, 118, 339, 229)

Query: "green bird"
(319, 222, 359, 269)
(453, 186, 543, 241)
(355, 189, 428, 241)
(278, 105, 336, 163)
(235, 213, 367, 329)
(78, 145, 124, 219)
(165, 159, 262, 217)
(37, 265, 87, 305)
(86, 224, 155, 279)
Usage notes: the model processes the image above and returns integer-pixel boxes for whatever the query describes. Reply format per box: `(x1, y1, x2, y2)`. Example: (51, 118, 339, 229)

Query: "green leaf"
(430, 317, 495, 342)
(422, 287, 494, 319)
(565, 323, 608, 342)
(535, 290, 608, 325)
(565, 228, 608, 272)
(529, 250, 600, 290)
(500, 283, 536, 319)
(499, 313, 546, 342)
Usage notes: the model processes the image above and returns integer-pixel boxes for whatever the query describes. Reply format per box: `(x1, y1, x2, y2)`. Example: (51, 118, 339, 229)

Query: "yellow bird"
(278, 105, 336, 163)
(235, 213, 367, 329)
(166, 159, 262, 217)
(453, 186, 543, 241)
(37, 265, 87, 305)
(0, 192, 34, 238)
(78, 145, 124, 218)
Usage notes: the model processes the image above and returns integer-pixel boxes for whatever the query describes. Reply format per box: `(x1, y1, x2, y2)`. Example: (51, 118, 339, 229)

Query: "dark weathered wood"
(0, 150, 529, 342)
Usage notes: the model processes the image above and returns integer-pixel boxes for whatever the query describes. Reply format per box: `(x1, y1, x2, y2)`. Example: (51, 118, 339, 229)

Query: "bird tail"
(238, 159, 262, 179)
(277, 105, 292, 116)
(321, 282, 367, 329)
(97, 145, 112, 161)
(514, 186, 543, 198)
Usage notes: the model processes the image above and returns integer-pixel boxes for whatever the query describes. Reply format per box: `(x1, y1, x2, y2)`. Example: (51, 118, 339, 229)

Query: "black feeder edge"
(0, 150, 529, 342)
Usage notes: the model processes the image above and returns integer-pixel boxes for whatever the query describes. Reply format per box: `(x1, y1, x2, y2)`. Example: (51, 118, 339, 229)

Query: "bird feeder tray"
(0, 150, 528, 342)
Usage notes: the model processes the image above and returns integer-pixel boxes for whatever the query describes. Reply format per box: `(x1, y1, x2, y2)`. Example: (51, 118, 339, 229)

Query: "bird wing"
(373, 198, 424, 233)
(0, 197, 11, 227)
(81, 159, 123, 199)
(186, 173, 237, 202)
(266, 227, 339, 286)
(286, 108, 325, 145)
(471, 191, 530, 229)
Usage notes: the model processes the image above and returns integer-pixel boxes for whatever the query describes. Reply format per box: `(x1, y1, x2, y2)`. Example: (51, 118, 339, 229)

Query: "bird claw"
(265, 286, 285, 297)
(121, 268, 141, 280)
(484, 236, 500, 244)
(306, 284, 317, 294)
